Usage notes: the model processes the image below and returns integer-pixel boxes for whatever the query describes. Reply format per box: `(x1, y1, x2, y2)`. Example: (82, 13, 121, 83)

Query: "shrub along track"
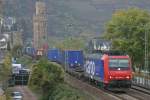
(65, 74, 150, 100)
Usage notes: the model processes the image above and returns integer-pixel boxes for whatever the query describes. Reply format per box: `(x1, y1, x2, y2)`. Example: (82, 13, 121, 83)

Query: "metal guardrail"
(132, 76, 150, 90)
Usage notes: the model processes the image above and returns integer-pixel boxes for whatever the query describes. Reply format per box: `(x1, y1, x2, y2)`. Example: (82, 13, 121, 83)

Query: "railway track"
(107, 92, 138, 100)
(126, 88, 150, 100)
(97, 82, 150, 100)
(131, 85, 150, 95)
(65, 73, 150, 100)
(65, 74, 121, 100)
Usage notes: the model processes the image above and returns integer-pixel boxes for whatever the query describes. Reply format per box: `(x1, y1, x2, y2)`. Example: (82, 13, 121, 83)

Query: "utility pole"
(0, 0, 3, 34)
(145, 24, 149, 76)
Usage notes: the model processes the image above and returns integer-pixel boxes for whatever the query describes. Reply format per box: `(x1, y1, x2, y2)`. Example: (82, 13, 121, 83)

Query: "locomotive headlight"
(109, 76, 112, 79)
(126, 76, 130, 79)
(109, 75, 115, 79)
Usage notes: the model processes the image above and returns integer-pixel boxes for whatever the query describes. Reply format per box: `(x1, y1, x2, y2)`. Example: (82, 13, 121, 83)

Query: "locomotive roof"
(85, 53, 103, 59)
(85, 52, 128, 59)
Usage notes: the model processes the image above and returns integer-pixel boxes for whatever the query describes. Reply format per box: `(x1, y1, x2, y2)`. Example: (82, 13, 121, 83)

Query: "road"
(0, 50, 6, 64)
(13, 86, 38, 100)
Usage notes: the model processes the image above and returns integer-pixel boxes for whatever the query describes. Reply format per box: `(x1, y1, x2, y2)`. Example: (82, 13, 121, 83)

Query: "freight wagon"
(24, 47, 36, 57)
(47, 48, 64, 64)
(64, 50, 84, 72)
(47, 49, 84, 72)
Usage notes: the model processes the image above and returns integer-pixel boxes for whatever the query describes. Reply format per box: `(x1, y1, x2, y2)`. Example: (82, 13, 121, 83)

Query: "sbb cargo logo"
(85, 60, 95, 79)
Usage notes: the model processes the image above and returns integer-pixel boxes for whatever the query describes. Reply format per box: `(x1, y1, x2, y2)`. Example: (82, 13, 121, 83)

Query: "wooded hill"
(3, 0, 150, 39)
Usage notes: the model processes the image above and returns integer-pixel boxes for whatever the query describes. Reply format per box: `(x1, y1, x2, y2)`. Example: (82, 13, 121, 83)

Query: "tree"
(11, 44, 23, 58)
(55, 37, 85, 50)
(28, 58, 64, 99)
(104, 8, 150, 70)
(0, 53, 12, 81)
(7, 42, 11, 51)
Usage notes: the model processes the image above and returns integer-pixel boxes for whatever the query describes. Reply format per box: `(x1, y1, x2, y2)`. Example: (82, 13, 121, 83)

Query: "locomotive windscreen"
(109, 59, 129, 70)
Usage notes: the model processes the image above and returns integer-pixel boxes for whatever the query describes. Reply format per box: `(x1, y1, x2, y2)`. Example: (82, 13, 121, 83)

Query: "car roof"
(13, 91, 21, 94)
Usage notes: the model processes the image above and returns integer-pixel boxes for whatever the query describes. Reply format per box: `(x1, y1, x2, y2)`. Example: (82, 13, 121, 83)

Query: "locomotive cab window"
(109, 59, 129, 70)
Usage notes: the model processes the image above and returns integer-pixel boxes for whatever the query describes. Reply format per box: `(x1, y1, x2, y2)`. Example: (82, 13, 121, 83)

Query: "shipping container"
(47, 48, 63, 64)
(64, 50, 84, 72)
(25, 47, 36, 57)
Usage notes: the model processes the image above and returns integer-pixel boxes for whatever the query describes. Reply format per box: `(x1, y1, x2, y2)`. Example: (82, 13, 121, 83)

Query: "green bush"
(16, 55, 32, 67)
(28, 58, 64, 99)
(28, 58, 94, 100)
(0, 53, 12, 81)
(48, 84, 91, 100)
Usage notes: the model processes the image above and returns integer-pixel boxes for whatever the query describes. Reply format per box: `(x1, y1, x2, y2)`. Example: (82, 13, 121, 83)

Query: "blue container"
(25, 47, 30, 54)
(47, 48, 63, 64)
(64, 50, 84, 69)
(25, 47, 35, 57)
(84, 54, 104, 81)
(30, 48, 36, 56)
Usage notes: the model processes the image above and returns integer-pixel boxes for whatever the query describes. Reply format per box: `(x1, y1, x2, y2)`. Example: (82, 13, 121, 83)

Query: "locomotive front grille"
(109, 80, 131, 88)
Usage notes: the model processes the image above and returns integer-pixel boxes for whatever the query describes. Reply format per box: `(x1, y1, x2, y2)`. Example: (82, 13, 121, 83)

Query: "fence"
(11, 73, 29, 85)
(132, 75, 150, 90)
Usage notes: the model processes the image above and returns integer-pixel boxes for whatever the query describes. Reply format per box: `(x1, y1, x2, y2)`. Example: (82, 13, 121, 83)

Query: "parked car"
(11, 91, 23, 100)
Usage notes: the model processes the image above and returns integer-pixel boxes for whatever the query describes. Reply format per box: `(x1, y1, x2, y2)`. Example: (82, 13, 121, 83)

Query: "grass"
(48, 83, 95, 100)
(29, 83, 95, 100)
(5, 88, 13, 100)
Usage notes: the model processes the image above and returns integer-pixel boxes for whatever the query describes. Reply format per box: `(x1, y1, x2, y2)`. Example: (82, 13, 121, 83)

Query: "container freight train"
(47, 48, 132, 90)
(47, 49, 84, 72)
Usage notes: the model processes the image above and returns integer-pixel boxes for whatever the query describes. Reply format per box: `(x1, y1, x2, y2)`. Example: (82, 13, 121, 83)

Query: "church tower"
(33, 0, 48, 49)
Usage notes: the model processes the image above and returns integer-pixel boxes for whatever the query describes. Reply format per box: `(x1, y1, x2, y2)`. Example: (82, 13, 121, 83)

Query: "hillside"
(3, 0, 150, 39)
